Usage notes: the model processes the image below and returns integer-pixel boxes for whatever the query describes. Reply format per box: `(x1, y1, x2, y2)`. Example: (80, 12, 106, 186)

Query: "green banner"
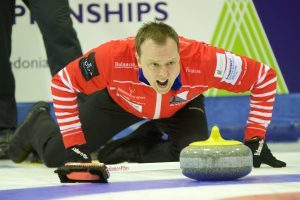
(206, 0, 288, 96)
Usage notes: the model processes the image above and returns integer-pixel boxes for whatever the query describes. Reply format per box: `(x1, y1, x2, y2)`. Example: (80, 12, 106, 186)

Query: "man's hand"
(244, 137, 286, 168)
(54, 144, 110, 183)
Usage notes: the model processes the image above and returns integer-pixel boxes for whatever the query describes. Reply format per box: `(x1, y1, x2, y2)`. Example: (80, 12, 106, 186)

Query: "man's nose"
(158, 66, 168, 78)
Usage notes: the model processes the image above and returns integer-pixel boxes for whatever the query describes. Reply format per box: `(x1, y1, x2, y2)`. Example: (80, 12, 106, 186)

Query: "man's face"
(136, 37, 180, 94)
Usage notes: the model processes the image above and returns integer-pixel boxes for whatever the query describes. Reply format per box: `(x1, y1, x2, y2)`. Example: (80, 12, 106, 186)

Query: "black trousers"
(31, 90, 208, 167)
(0, 0, 82, 130)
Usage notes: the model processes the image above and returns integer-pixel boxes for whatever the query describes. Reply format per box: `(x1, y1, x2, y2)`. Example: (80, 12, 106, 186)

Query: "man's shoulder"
(179, 36, 208, 49)
(104, 37, 136, 54)
(91, 37, 135, 60)
(179, 36, 203, 60)
(179, 36, 199, 44)
(179, 36, 216, 60)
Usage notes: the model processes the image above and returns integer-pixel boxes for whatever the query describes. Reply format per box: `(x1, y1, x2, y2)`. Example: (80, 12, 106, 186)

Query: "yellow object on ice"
(189, 126, 242, 146)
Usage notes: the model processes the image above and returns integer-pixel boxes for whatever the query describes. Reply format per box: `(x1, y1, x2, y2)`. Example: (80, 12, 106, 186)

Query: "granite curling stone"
(180, 126, 252, 181)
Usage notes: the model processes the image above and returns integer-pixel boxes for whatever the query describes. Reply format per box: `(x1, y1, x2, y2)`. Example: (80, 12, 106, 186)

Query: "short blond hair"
(135, 21, 179, 56)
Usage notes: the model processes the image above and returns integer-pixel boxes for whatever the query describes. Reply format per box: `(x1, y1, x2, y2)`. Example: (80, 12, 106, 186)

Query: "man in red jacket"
(9, 22, 285, 170)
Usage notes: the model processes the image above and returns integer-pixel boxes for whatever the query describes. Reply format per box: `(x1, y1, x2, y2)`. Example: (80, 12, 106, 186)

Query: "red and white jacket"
(51, 36, 277, 148)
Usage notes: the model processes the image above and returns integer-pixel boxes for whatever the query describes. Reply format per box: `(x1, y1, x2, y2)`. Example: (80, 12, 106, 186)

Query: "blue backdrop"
(253, 0, 300, 93)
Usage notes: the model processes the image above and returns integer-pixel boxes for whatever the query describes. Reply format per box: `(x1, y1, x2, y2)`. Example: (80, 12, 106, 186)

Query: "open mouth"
(156, 80, 168, 88)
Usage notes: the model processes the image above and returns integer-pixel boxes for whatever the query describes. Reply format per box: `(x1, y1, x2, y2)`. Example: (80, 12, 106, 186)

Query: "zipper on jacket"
(153, 92, 162, 119)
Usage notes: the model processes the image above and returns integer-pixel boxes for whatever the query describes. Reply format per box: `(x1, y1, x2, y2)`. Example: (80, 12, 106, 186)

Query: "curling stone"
(180, 126, 252, 181)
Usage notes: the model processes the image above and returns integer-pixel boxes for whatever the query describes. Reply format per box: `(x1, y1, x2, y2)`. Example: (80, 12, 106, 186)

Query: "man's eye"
(151, 63, 159, 67)
(167, 61, 175, 66)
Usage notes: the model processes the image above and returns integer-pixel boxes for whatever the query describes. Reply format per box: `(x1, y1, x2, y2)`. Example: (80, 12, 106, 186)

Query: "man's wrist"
(65, 144, 92, 163)
(245, 136, 262, 143)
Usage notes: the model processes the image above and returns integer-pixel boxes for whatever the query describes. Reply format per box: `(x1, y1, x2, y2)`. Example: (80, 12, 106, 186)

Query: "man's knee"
(42, 150, 65, 168)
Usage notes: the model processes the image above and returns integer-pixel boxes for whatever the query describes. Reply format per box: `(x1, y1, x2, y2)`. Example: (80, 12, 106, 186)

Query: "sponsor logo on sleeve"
(215, 52, 242, 85)
(220, 52, 242, 85)
(214, 53, 226, 78)
(79, 52, 99, 81)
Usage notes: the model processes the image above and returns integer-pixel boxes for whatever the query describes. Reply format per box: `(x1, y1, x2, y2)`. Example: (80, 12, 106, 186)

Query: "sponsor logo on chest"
(114, 62, 138, 69)
(117, 87, 146, 101)
(185, 67, 201, 74)
(170, 91, 189, 105)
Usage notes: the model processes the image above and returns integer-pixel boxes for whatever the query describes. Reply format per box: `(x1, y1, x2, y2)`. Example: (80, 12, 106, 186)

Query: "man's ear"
(136, 52, 141, 68)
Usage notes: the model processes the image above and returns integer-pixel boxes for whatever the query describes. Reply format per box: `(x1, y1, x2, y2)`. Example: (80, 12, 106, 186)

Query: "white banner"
(11, 0, 223, 102)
